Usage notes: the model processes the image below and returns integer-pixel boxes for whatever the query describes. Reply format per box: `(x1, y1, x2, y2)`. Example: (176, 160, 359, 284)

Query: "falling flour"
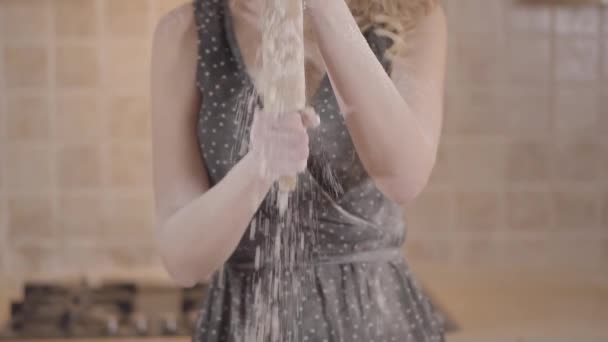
(227, 1, 316, 340)
(260, 0, 307, 214)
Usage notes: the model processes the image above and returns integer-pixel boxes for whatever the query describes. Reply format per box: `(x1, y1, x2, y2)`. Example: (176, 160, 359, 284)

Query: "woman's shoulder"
(153, 3, 197, 49)
(150, 3, 200, 98)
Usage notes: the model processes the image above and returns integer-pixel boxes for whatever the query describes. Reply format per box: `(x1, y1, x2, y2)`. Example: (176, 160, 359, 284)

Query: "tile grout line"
(47, 0, 61, 274)
(0, 2, 8, 277)
(547, 3, 558, 233)
(495, 0, 509, 254)
(147, 0, 160, 248)
(97, 0, 111, 247)
(596, 3, 605, 233)
(464, 0, 512, 267)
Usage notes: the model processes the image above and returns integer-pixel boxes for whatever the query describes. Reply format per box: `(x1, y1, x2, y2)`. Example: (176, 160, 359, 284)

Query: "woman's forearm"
(306, 0, 436, 203)
(157, 152, 272, 287)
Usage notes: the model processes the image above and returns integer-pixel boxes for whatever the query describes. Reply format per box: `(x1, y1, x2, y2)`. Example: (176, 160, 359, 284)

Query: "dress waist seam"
(224, 248, 403, 271)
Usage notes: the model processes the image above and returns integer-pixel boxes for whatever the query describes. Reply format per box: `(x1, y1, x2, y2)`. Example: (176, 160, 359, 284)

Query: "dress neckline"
(222, 0, 329, 106)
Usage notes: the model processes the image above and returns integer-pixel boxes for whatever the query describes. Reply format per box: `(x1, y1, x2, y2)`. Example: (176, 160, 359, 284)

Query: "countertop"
(2, 262, 608, 342)
(413, 262, 608, 341)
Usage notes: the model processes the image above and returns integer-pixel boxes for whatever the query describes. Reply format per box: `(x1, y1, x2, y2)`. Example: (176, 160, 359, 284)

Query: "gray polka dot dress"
(192, 1, 445, 341)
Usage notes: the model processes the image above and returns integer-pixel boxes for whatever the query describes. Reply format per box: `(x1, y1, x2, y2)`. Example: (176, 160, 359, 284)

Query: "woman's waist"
(225, 245, 404, 271)
(242, 216, 405, 251)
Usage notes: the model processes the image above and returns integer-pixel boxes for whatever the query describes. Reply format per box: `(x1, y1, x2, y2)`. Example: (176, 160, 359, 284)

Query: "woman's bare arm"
(150, 5, 273, 287)
(151, 4, 315, 287)
(306, 1, 447, 205)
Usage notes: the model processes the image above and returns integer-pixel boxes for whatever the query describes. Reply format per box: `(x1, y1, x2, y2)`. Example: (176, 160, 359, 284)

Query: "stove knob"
(106, 316, 119, 336)
(187, 311, 199, 328)
(163, 314, 178, 335)
(133, 313, 148, 335)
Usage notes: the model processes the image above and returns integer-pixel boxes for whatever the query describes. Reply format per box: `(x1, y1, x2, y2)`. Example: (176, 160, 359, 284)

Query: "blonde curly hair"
(346, 0, 438, 58)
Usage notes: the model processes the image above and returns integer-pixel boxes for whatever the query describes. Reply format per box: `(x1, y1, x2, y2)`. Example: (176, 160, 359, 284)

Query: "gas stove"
(0, 280, 206, 339)
(0, 280, 457, 339)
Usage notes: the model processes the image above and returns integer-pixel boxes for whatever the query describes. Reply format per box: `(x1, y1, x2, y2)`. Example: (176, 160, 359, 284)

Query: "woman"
(150, 0, 446, 341)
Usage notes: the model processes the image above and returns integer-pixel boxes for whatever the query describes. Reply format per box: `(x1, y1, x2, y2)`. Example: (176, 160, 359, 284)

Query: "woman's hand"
(249, 107, 320, 183)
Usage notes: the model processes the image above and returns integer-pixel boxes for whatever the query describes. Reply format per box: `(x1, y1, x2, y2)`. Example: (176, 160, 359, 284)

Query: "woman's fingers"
(300, 107, 320, 128)
(256, 107, 319, 130)
(250, 106, 315, 180)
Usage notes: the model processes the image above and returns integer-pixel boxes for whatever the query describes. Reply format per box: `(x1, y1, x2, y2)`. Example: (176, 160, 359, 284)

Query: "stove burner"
(0, 281, 206, 339)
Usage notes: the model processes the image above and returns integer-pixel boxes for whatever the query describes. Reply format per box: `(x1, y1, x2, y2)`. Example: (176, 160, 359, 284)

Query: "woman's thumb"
(299, 107, 321, 128)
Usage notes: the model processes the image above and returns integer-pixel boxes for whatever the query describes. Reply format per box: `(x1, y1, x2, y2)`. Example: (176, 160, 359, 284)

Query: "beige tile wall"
(0, 0, 184, 281)
(0, 0, 606, 281)
(405, 0, 608, 269)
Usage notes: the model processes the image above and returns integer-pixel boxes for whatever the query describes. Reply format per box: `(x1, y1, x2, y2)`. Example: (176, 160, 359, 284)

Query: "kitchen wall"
(405, 0, 608, 269)
(0, 0, 184, 281)
(0, 0, 606, 282)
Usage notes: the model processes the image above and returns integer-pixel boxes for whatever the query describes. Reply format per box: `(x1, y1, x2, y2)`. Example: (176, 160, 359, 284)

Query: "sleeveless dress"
(192, 1, 445, 341)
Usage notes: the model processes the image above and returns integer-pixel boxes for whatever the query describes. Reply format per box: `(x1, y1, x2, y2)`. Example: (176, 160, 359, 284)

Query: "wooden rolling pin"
(260, 0, 307, 214)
